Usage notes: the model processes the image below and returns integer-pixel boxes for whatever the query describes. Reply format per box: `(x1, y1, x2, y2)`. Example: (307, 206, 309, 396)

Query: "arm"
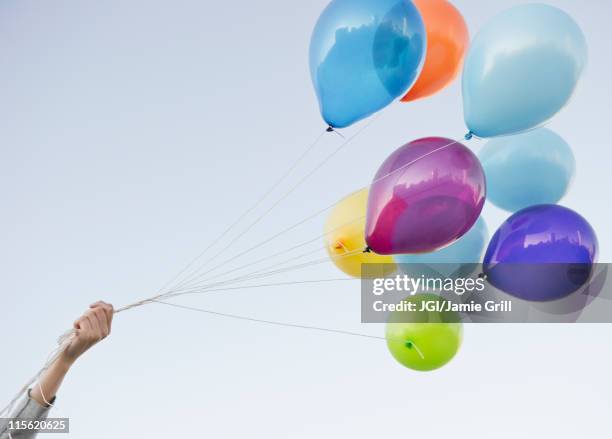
(0, 302, 114, 439)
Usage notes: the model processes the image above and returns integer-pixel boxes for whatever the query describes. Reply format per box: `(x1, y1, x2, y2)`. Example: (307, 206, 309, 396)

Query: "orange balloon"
(401, 0, 469, 102)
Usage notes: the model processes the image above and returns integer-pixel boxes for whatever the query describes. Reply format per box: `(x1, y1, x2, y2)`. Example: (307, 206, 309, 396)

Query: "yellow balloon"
(324, 189, 396, 278)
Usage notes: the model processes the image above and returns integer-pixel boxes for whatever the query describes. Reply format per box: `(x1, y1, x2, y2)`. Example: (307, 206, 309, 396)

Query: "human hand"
(60, 301, 114, 366)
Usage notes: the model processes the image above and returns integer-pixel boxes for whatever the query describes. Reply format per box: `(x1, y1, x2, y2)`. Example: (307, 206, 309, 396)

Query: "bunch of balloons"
(312, 1, 598, 372)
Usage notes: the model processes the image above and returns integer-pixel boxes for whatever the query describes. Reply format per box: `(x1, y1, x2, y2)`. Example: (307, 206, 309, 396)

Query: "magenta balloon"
(366, 137, 486, 255)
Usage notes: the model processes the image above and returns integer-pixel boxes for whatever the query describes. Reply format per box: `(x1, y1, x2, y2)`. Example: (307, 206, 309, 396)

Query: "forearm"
(30, 356, 72, 407)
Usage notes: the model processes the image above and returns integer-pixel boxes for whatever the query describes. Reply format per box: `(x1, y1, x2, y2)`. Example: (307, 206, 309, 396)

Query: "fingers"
(90, 301, 114, 332)
(74, 310, 103, 342)
(93, 307, 109, 339)
(74, 312, 92, 340)
(86, 312, 102, 341)
(71, 301, 115, 345)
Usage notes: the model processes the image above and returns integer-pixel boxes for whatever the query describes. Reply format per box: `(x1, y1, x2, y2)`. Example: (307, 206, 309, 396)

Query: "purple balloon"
(366, 137, 486, 255)
(483, 204, 599, 301)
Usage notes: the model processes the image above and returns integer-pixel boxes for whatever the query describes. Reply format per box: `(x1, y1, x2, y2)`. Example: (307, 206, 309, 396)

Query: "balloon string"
(155, 128, 328, 296)
(164, 277, 358, 299)
(159, 245, 359, 306)
(113, 133, 476, 311)
(368, 135, 473, 188)
(115, 243, 363, 328)
(407, 340, 425, 360)
(171, 245, 326, 294)
(172, 200, 352, 292)
(116, 248, 364, 315)
(169, 135, 479, 298)
(167, 249, 364, 299)
(152, 299, 390, 342)
(165, 249, 365, 299)
(169, 215, 366, 294)
(336, 241, 350, 253)
(189, 135, 471, 289)
(115, 134, 475, 314)
(150, 300, 417, 348)
(171, 115, 382, 292)
(175, 134, 476, 292)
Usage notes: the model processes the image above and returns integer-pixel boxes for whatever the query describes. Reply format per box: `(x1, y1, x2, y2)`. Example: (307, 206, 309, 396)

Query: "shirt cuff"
(11, 389, 54, 420)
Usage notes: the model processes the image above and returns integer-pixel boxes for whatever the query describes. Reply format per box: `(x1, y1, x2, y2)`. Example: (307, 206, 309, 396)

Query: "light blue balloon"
(309, 0, 426, 129)
(463, 4, 587, 138)
(394, 218, 488, 279)
(479, 128, 575, 213)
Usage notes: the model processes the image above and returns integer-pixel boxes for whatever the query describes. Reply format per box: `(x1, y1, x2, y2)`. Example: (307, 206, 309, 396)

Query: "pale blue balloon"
(463, 4, 587, 138)
(394, 218, 488, 279)
(309, 0, 426, 129)
(479, 128, 575, 213)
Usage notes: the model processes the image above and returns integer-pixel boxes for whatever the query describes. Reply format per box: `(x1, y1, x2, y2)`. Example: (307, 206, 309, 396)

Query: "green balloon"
(385, 295, 463, 372)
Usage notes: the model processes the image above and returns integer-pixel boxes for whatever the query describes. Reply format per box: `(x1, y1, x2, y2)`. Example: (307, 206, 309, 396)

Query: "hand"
(31, 301, 115, 407)
(60, 301, 114, 366)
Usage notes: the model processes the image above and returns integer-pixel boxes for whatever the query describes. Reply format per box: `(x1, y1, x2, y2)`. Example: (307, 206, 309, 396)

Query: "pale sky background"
(1, 0, 611, 438)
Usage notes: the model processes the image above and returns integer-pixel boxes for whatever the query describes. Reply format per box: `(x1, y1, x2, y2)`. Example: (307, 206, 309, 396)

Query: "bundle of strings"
(0, 119, 475, 417)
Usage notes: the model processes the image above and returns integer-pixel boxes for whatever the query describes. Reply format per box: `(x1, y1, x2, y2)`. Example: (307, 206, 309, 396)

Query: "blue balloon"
(394, 218, 488, 279)
(463, 4, 587, 137)
(309, 0, 426, 128)
(484, 205, 598, 301)
(479, 128, 576, 212)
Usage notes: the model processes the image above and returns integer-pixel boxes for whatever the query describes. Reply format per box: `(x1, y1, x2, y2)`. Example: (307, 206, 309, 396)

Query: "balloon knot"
(363, 246, 372, 254)
(326, 125, 345, 139)
(464, 131, 474, 141)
